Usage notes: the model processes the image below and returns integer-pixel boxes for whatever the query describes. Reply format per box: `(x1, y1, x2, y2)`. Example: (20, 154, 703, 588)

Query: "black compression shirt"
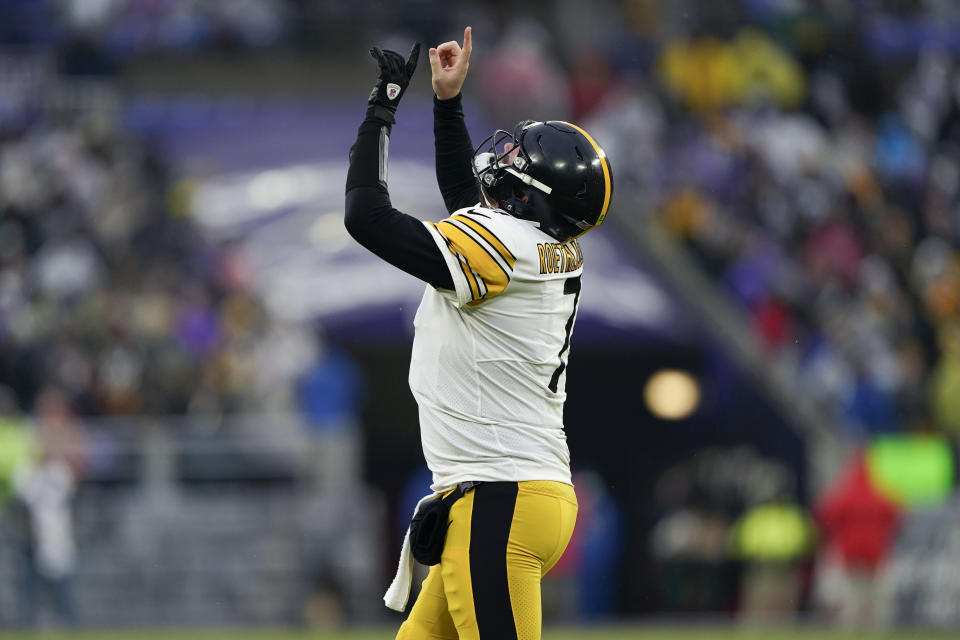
(344, 94, 479, 291)
(433, 93, 481, 213)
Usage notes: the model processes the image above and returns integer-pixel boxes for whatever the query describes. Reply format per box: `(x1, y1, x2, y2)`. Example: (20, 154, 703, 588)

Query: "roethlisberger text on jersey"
(537, 239, 584, 275)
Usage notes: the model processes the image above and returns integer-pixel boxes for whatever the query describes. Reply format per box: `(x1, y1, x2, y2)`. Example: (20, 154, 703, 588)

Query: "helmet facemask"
(473, 122, 553, 216)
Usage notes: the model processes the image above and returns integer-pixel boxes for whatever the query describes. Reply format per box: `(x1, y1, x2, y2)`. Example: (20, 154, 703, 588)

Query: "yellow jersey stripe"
(450, 215, 515, 272)
(466, 275, 508, 306)
(437, 221, 511, 298)
(427, 221, 458, 255)
(560, 121, 611, 226)
(429, 221, 480, 299)
(444, 219, 513, 282)
(451, 214, 517, 268)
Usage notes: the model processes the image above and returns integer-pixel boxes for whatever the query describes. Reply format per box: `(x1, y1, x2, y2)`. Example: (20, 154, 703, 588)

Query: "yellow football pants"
(396, 480, 577, 640)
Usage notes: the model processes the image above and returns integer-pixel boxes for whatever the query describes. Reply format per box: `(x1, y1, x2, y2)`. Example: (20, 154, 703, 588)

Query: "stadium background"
(0, 0, 959, 637)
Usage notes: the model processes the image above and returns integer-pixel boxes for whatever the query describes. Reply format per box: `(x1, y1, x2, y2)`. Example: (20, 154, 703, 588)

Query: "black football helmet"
(472, 120, 613, 242)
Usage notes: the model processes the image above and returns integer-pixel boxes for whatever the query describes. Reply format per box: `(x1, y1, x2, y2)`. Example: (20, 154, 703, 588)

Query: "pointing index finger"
(462, 26, 472, 62)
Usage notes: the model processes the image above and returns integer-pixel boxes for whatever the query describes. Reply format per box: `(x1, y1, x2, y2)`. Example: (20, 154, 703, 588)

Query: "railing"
(0, 413, 384, 629)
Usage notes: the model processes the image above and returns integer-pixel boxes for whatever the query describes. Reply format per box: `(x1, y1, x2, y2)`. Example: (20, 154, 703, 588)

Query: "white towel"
(384, 492, 437, 611)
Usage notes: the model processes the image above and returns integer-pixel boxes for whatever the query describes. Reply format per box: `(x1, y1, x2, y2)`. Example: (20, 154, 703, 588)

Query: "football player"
(344, 26, 613, 640)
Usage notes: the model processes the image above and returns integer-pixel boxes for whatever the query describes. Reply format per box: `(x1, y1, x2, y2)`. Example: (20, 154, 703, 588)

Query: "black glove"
(367, 43, 420, 124)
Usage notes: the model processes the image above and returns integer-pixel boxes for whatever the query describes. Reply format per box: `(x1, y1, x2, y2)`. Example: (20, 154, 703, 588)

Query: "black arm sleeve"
(434, 93, 481, 214)
(344, 117, 454, 290)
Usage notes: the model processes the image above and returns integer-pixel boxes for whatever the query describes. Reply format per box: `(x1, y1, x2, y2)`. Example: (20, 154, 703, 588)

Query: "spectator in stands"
(12, 388, 86, 628)
(297, 332, 365, 488)
(814, 454, 901, 628)
(930, 322, 960, 436)
(475, 19, 570, 125)
(729, 496, 816, 622)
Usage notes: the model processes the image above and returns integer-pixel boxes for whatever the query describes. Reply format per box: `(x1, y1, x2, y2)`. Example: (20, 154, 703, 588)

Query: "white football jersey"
(410, 205, 585, 491)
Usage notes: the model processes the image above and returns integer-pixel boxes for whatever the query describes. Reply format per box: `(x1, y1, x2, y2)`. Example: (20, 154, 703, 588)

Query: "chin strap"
(504, 167, 552, 194)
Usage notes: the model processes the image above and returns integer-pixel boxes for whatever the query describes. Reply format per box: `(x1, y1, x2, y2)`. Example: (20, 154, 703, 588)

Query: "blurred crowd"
(610, 2, 960, 444)
(0, 0, 289, 59)
(2, 25, 387, 422)
(0, 93, 334, 418)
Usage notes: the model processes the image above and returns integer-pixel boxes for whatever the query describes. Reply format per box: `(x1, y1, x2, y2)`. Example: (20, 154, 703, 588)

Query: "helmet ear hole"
(574, 146, 584, 162)
(576, 183, 587, 199)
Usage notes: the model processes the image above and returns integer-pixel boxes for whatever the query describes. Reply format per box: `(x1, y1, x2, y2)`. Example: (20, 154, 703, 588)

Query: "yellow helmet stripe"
(560, 121, 611, 226)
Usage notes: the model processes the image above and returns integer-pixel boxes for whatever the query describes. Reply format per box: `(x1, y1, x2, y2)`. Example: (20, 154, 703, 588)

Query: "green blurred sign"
(731, 503, 815, 560)
(866, 435, 954, 507)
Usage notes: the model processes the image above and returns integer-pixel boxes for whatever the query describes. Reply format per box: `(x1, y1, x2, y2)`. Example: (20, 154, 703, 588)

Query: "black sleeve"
(344, 116, 454, 290)
(434, 93, 481, 214)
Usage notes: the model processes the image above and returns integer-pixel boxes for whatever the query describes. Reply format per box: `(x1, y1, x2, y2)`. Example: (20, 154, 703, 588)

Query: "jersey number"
(548, 276, 581, 393)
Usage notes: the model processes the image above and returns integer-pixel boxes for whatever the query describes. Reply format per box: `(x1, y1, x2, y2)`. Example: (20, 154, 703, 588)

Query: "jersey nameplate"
(537, 240, 583, 275)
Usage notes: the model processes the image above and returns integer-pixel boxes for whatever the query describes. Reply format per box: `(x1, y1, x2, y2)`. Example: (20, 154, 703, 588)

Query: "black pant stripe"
(469, 482, 519, 640)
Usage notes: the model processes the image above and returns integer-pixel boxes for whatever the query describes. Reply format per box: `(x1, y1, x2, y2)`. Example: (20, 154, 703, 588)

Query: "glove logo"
(386, 83, 401, 100)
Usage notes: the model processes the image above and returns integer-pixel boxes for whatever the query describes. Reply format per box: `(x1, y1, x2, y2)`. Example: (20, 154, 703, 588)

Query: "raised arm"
(344, 43, 454, 290)
(429, 27, 481, 213)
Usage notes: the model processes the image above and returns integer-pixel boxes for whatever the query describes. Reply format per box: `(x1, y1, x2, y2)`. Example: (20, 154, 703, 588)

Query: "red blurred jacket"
(815, 456, 902, 570)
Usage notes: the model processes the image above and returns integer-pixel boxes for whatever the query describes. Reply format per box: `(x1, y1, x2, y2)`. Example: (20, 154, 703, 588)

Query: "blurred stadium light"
(643, 369, 701, 420)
